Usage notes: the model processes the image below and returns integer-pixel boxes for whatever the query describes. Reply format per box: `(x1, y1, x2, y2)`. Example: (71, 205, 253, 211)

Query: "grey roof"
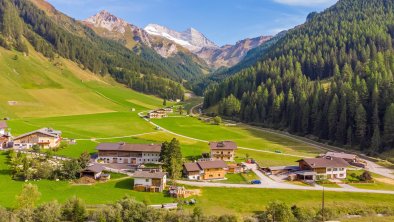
(133, 171, 166, 179)
(96, 142, 161, 152)
(299, 157, 350, 168)
(0, 121, 7, 129)
(209, 141, 237, 150)
(268, 166, 300, 171)
(324, 152, 357, 160)
(81, 164, 105, 173)
(294, 170, 317, 176)
(14, 128, 62, 140)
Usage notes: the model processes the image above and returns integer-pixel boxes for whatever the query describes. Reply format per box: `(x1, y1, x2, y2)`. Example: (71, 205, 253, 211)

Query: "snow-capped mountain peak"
(144, 24, 218, 52)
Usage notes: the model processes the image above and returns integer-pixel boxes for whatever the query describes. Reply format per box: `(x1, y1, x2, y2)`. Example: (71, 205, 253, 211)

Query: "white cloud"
(273, 0, 337, 7)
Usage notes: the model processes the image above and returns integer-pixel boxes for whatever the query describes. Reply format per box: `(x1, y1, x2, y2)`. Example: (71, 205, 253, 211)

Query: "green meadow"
(1, 46, 394, 215)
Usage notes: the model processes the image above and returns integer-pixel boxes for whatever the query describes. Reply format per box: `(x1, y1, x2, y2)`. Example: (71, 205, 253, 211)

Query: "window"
(218, 174, 221, 177)
(333, 168, 338, 171)
(146, 179, 149, 182)
(327, 168, 332, 171)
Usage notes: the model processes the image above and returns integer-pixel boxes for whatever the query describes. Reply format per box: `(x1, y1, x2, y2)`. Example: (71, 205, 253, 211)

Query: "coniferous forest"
(204, 0, 394, 154)
(0, 0, 186, 100)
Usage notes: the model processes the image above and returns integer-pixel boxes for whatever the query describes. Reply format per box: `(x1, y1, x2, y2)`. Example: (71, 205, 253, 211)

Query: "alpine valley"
(1, 0, 394, 221)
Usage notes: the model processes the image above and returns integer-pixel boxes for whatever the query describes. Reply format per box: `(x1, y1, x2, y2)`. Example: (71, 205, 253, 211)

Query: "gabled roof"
(209, 141, 237, 150)
(298, 157, 349, 168)
(96, 142, 161, 152)
(183, 162, 200, 172)
(324, 152, 357, 160)
(81, 164, 105, 174)
(197, 160, 228, 169)
(183, 160, 228, 172)
(14, 128, 62, 140)
(133, 171, 166, 179)
(0, 121, 7, 129)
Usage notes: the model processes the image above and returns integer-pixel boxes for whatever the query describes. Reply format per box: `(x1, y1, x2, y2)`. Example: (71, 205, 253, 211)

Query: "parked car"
(251, 180, 261, 184)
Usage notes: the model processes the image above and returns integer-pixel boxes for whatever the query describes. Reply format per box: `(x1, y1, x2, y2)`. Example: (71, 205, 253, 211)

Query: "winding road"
(138, 111, 394, 194)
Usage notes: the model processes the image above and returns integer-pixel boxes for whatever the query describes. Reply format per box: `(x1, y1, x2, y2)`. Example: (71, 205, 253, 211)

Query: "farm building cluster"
(147, 107, 173, 119)
(262, 151, 367, 182)
(0, 121, 62, 150)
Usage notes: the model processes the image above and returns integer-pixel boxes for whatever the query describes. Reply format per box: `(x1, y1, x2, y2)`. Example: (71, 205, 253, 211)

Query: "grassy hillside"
(0, 44, 165, 118)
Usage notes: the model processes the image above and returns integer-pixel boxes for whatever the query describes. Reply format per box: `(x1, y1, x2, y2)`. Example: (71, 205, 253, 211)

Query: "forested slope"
(0, 0, 184, 99)
(204, 0, 394, 154)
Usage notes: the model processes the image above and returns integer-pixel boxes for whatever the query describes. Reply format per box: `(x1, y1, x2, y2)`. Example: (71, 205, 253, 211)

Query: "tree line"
(204, 0, 394, 156)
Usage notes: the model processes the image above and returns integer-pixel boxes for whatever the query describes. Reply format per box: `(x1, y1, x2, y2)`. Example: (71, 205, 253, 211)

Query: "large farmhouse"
(96, 142, 161, 164)
(295, 157, 350, 181)
(183, 160, 228, 180)
(209, 141, 237, 161)
(13, 128, 62, 149)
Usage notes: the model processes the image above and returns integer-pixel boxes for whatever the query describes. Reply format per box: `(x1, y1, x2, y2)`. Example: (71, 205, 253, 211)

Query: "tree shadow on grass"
(115, 178, 133, 190)
(0, 169, 12, 176)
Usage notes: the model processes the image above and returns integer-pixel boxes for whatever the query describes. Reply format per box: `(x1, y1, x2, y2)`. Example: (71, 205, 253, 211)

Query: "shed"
(80, 165, 105, 180)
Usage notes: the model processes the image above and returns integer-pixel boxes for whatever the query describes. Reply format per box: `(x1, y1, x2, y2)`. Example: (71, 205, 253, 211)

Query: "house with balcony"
(13, 128, 62, 149)
(96, 142, 161, 164)
(295, 157, 350, 181)
(183, 160, 228, 180)
(209, 141, 237, 161)
(133, 171, 167, 192)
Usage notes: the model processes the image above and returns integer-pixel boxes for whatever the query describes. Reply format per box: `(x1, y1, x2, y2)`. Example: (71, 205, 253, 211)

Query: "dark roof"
(268, 166, 300, 171)
(209, 141, 237, 150)
(183, 162, 200, 172)
(197, 160, 228, 169)
(183, 160, 228, 172)
(133, 171, 166, 179)
(324, 152, 357, 160)
(14, 128, 62, 140)
(82, 164, 105, 174)
(0, 121, 7, 129)
(299, 157, 350, 168)
(96, 142, 161, 152)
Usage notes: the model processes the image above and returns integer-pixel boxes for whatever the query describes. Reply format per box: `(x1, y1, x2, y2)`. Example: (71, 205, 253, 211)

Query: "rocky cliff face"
(195, 36, 272, 68)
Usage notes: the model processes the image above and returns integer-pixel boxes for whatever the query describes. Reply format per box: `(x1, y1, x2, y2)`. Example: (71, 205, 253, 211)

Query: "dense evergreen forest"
(0, 0, 185, 99)
(204, 0, 394, 155)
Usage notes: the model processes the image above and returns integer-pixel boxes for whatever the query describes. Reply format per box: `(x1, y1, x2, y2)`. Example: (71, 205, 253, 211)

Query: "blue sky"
(47, 0, 337, 46)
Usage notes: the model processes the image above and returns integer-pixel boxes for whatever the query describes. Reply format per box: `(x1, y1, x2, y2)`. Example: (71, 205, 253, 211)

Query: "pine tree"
(355, 104, 367, 147)
(383, 104, 394, 146)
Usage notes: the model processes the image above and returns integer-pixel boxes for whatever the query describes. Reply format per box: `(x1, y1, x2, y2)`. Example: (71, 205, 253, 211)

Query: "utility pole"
(322, 186, 325, 222)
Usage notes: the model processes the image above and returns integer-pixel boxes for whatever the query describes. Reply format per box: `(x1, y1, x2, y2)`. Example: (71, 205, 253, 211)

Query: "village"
(0, 110, 386, 206)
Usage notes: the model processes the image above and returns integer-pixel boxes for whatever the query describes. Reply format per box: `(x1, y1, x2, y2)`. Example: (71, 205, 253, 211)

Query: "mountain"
(0, 0, 192, 100)
(82, 10, 210, 78)
(195, 35, 272, 68)
(144, 24, 218, 52)
(203, 0, 394, 154)
(144, 23, 272, 68)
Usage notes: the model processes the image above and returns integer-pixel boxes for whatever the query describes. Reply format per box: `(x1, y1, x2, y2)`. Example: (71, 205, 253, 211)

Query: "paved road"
(138, 111, 394, 192)
(364, 160, 394, 180)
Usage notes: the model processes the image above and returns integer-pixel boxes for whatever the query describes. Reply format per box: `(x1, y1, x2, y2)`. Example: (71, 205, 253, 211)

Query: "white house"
(133, 171, 167, 192)
(96, 142, 161, 164)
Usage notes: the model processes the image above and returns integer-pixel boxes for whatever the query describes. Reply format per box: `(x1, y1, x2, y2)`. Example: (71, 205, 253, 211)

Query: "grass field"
(151, 116, 319, 165)
(2, 45, 394, 215)
(189, 187, 394, 215)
